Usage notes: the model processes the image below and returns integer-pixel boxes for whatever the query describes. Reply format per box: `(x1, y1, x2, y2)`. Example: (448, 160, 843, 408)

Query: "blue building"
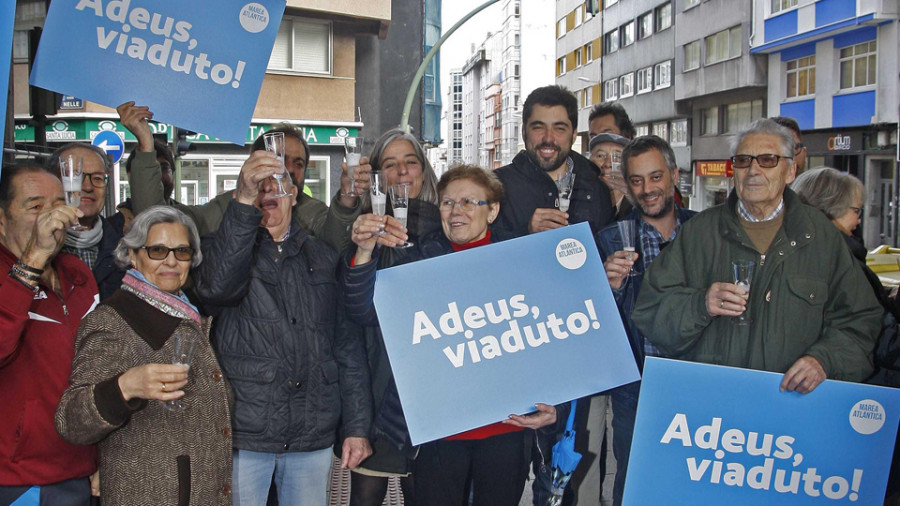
(751, 0, 899, 246)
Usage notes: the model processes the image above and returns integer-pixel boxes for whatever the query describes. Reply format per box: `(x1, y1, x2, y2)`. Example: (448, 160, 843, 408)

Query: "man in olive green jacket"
(117, 102, 362, 253)
(633, 119, 880, 393)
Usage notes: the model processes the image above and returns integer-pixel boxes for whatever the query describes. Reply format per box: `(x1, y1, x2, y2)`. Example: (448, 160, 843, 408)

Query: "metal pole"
(398, 0, 500, 133)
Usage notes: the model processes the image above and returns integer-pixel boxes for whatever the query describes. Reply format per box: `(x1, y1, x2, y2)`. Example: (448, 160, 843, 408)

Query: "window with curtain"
(268, 17, 331, 74)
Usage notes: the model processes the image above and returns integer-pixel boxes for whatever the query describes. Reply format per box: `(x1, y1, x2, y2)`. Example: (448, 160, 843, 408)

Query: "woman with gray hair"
(55, 206, 233, 505)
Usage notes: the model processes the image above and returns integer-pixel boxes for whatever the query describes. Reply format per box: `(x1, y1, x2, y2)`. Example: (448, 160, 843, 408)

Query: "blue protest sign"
(624, 357, 900, 505)
(29, 0, 284, 145)
(0, 1, 14, 163)
(373, 223, 640, 445)
(92, 130, 125, 163)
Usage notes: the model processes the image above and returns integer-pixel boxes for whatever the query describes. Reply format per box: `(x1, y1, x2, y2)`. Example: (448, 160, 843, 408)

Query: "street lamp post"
(398, 0, 501, 134)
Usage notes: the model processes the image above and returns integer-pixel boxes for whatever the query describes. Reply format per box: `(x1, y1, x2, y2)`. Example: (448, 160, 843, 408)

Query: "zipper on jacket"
(759, 254, 766, 267)
(62, 304, 68, 316)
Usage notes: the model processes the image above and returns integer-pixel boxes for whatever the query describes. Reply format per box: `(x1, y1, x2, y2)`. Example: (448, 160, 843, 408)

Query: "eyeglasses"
(440, 197, 490, 213)
(140, 245, 194, 262)
(849, 206, 864, 217)
(794, 142, 805, 153)
(84, 173, 109, 189)
(730, 154, 792, 169)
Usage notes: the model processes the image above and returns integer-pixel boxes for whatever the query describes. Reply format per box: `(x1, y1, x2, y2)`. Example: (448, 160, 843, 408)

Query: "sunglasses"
(140, 245, 194, 262)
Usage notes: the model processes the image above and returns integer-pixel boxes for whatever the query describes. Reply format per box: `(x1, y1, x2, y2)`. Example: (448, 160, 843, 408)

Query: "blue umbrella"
(549, 400, 582, 506)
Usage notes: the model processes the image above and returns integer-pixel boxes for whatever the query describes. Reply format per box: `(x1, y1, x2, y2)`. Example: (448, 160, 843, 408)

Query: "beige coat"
(55, 290, 233, 506)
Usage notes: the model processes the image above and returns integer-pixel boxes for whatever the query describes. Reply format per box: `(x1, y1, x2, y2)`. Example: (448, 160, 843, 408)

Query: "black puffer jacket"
(193, 201, 372, 453)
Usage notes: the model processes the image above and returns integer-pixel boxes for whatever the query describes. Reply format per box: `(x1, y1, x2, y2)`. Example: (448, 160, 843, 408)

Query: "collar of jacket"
(512, 150, 600, 180)
(0, 241, 91, 293)
(104, 289, 188, 350)
(720, 187, 815, 251)
(253, 216, 312, 274)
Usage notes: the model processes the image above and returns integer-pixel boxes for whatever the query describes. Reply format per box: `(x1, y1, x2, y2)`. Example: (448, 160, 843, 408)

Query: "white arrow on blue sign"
(92, 130, 125, 164)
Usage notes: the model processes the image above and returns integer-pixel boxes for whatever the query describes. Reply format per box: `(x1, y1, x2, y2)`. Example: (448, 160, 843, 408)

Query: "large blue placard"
(373, 223, 640, 445)
(1, 2, 14, 161)
(29, 0, 284, 145)
(624, 357, 900, 505)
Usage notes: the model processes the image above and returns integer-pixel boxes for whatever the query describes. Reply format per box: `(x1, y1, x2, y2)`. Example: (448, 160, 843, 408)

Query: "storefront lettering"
(696, 161, 733, 178)
(827, 135, 851, 151)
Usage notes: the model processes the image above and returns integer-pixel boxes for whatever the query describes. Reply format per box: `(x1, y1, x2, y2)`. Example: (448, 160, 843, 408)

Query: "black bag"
(867, 310, 900, 387)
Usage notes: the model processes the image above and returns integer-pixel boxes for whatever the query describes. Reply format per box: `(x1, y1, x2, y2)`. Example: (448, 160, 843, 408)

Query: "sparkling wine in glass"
(370, 171, 387, 236)
(390, 183, 414, 249)
(618, 219, 637, 277)
(732, 260, 755, 325)
(344, 137, 366, 197)
(263, 131, 291, 198)
(59, 155, 88, 231)
(556, 170, 575, 213)
(163, 334, 197, 412)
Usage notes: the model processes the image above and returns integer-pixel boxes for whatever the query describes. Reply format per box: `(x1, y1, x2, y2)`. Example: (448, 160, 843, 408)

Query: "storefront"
(803, 126, 898, 247)
(14, 117, 360, 210)
(692, 159, 733, 211)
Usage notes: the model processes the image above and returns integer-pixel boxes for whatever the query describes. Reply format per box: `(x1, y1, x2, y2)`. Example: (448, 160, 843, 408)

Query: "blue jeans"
(609, 381, 640, 506)
(233, 447, 332, 506)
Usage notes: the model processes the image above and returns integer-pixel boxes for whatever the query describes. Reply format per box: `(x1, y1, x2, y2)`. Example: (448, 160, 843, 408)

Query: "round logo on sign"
(52, 121, 68, 132)
(336, 127, 350, 137)
(240, 3, 270, 33)
(849, 399, 885, 435)
(556, 238, 587, 270)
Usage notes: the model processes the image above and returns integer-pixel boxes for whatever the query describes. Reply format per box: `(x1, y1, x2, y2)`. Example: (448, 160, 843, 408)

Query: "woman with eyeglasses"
(345, 165, 561, 506)
(55, 206, 232, 506)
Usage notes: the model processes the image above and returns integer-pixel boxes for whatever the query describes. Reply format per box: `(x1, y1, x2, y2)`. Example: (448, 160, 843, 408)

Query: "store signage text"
(828, 135, 851, 151)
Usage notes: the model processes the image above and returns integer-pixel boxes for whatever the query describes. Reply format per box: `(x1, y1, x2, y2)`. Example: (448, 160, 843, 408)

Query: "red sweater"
(0, 244, 98, 486)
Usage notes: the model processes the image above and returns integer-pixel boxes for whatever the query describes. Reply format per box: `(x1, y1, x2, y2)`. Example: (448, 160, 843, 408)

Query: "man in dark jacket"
(192, 152, 372, 505)
(492, 85, 613, 239)
(595, 135, 696, 506)
(0, 164, 98, 504)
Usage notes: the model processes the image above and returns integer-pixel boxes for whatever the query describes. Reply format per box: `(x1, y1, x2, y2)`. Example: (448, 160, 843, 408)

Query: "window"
(269, 17, 331, 74)
(514, 64, 520, 77)
(604, 78, 618, 100)
(585, 43, 593, 63)
(639, 12, 654, 39)
(619, 73, 634, 98)
(606, 0, 619, 6)
(685, 0, 700, 8)
(725, 99, 763, 133)
(582, 88, 594, 108)
(839, 40, 876, 89)
(786, 55, 815, 98)
(557, 56, 567, 76)
(655, 2, 672, 32)
(575, 6, 583, 27)
(576, 48, 583, 67)
(637, 67, 653, 94)
(684, 40, 701, 71)
(604, 29, 619, 54)
(670, 119, 688, 147)
(705, 25, 741, 65)
(635, 124, 650, 137)
(655, 60, 672, 88)
(515, 33, 520, 46)
(558, 18, 566, 38)
(771, 0, 798, 15)
(652, 122, 669, 142)
(701, 106, 719, 136)
(620, 21, 635, 47)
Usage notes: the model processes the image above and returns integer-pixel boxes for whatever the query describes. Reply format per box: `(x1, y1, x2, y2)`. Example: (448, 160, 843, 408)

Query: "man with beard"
(493, 85, 612, 239)
(595, 135, 696, 506)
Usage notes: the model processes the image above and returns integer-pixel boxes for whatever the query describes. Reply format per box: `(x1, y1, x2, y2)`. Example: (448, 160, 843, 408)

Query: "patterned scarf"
(120, 269, 200, 324)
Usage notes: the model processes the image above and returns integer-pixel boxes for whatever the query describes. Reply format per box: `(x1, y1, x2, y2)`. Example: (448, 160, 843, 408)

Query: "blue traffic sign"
(92, 130, 124, 164)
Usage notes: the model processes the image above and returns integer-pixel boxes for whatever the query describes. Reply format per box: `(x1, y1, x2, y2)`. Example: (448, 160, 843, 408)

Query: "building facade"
(750, 0, 899, 247)
(447, 70, 464, 163)
(12, 0, 438, 211)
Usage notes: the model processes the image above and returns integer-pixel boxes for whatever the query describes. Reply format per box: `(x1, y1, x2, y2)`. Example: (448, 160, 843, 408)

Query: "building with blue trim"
(751, 0, 899, 246)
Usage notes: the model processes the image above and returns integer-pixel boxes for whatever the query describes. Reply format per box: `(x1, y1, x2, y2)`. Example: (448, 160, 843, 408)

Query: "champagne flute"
(370, 171, 387, 237)
(59, 155, 88, 231)
(163, 334, 197, 412)
(390, 183, 414, 249)
(732, 260, 754, 325)
(618, 219, 637, 277)
(263, 131, 291, 198)
(556, 170, 576, 213)
(344, 137, 365, 197)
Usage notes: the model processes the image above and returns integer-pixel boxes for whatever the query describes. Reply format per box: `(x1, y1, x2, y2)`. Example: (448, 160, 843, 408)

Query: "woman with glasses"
(344, 165, 560, 506)
(55, 206, 233, 505)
